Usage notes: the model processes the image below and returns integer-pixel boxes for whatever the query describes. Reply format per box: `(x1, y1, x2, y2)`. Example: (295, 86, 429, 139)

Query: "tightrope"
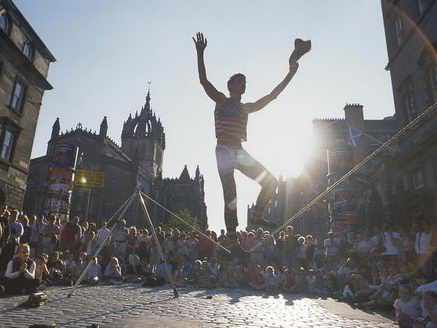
(140, 191, 231, 254)
(251, 102, 437, 251)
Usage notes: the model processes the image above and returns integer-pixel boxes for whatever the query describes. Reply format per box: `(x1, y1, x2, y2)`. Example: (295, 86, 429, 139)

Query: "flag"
(347, 127, 362, 147)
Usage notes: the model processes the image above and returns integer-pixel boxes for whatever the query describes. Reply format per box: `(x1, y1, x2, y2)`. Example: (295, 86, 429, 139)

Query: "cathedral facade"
(23, 90, 208, 229)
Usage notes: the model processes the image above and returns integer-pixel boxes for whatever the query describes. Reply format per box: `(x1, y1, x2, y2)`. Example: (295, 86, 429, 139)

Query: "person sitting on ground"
(104, 256, 123, 283)
(393, 282, 421, 328)
(47, 251, 68, 285)
(262, 266, 280, 293)
(4, 243, 39, 295)
(34, 253, 49, 285)
(247, 263, 265, 290)
(85, 256, 102, 285)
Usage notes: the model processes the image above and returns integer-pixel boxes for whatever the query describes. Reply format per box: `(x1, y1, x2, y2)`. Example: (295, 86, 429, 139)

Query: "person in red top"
(193, 32, 310, 237)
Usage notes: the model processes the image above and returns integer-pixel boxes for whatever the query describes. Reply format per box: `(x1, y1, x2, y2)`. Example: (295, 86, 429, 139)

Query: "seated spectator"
(127, 253, 143, 275)
(34, 254, 49, 284)
(393, 283, 421, 328)
(85, 256, 102, 285)
(247, 264, 265, 290)
(104, 257, 123, 283)
(4, 243, 39, 295)
(262, 266, 280, 292)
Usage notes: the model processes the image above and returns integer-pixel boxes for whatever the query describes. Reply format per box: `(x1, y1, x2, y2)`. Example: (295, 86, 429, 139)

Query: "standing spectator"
(9, 210, 24, 242)
(96, 221, 111, 247)
(324, 232, 339, 269)
(41, 214, 60, 254)
(19, 215, 31, 244)
(60, 217, 82, 253)
(30, 215, 44, 257)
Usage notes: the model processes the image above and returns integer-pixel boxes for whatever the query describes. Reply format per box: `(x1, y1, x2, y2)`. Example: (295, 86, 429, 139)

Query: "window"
(22, 40, 34, 61)
(395, 16, 404, 46)
(0, 129, 15, 161)
(9, 79, 26, 114)
(0, 13, 10, 34)
(412, 169, 424, 189)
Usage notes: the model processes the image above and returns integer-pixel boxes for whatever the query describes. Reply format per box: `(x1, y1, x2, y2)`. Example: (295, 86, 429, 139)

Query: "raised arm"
(245, 62, 299, 114)
(193, 32, 226, 105)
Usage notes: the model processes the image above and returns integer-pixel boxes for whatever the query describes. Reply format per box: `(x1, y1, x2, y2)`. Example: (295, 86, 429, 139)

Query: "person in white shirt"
(85, 256, 102, 285)
(4, 243, 39, 294)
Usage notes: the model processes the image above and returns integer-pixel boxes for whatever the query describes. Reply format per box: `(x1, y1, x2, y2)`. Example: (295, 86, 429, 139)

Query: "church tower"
(121, 85, 165, 193)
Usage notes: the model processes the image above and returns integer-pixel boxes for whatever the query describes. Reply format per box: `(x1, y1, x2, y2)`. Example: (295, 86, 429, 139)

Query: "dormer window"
(0, 13, 10, 34)
(22, 40, 34, 61)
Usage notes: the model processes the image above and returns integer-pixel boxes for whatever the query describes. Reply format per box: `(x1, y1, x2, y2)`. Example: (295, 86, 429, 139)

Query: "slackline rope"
(140, 191, 231, 254)
(251, 101, 437, 252)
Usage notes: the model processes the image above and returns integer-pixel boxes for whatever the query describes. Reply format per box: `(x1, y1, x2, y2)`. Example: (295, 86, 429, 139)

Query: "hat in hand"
(289, 38, 311, 63)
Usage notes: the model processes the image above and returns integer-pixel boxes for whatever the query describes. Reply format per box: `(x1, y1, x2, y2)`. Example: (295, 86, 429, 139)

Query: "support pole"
(137, 191, 178, 298)
(68, 191, 137, 297)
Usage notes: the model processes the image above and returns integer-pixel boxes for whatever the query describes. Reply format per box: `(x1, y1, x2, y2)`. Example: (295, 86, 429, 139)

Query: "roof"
(3, 0, 56, 62)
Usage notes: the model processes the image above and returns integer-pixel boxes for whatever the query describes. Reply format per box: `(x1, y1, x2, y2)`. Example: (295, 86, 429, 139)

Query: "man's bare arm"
(245, 62, 299, 114)
(193, 32, 226, 105)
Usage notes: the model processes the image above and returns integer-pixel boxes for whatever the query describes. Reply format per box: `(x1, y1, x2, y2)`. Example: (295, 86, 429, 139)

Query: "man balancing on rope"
(193, 32, 310, 238)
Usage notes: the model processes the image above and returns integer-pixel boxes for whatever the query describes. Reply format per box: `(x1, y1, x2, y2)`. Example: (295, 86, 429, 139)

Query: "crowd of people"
(1, 206, 437, 327)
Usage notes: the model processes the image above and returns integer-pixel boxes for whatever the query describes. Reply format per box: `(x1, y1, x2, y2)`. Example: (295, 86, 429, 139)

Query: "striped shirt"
(214, 98, 248, 146)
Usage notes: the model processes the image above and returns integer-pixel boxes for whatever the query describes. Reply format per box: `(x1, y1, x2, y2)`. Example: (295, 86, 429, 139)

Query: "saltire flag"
(347, 127, 362, 147)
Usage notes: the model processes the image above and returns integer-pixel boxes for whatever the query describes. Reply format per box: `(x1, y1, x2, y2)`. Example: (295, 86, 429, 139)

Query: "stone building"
(0, 0, 55, 208)
(250, 104, 397, 236)
(380, 0, 437, 225)
(311, 104, 397, 234)
(24, 90, 208, 228)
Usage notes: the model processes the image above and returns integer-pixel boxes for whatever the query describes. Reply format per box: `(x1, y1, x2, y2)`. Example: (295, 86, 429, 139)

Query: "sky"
(17, 0, 395, 232)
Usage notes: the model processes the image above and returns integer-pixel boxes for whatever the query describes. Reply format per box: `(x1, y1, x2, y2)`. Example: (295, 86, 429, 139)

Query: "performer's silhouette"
(193, 32, 310, 237)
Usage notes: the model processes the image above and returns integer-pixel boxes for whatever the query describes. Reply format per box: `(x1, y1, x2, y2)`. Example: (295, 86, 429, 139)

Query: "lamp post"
(81, 176, 92, 219)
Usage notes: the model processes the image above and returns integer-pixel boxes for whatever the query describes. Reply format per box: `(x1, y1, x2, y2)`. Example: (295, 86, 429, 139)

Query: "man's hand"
(193, 32, 207, 54)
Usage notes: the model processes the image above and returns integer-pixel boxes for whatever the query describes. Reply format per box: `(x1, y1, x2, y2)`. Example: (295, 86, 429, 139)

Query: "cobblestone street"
(0, 284, 396, 327)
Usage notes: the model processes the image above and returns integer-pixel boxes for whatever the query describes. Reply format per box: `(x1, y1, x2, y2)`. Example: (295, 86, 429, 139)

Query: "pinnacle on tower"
(51, 117, 60, 139)
(100, 116, 108, 138)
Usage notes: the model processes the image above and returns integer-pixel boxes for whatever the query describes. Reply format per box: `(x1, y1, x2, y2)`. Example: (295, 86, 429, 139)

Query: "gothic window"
(0, 127, 17, 162)
(22, 40, 34, 62)
(394, 15, 404, 47)
(9, 78, 26, 114)
(0, 13, 10, 35)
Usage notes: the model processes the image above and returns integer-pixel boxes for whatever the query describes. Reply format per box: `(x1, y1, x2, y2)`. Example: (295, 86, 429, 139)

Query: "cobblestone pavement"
(0, 283, 397, 327)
